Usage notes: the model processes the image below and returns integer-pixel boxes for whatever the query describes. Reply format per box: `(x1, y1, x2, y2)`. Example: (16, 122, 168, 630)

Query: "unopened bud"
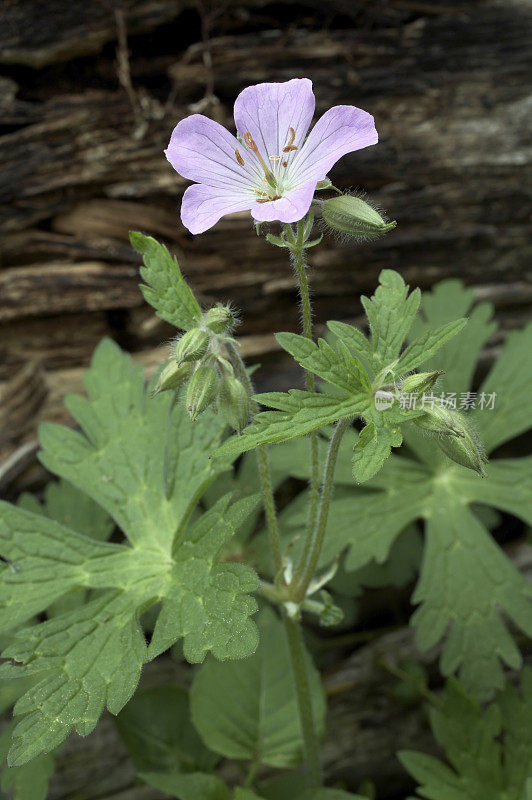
(186, 364, 220, 421)
(414, 401, 463, 437)
(402, 371, 444, 397)
(174, 328, 209, 363)
(219, 375, 250, 433)
(204, 306, 234, 334)
(152, 360, 194, 396)
(415, 403, 488, 476)
(322, 195, 396, 239)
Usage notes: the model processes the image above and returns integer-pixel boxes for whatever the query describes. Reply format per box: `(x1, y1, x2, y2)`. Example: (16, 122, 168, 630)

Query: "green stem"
(292, 417, 352, 600)
(243, 759, 258, 789)
(285, 220, 320, 543)
(284, 614, 322, 787)
(225, 341, 283, 575)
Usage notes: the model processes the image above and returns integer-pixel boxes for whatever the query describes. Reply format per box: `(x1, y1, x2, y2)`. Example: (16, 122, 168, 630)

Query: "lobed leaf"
(399, 668, 532, 800)
(131, 231, 202, 331)
(0, 340, 259, 765)
(361, 269, 420, 369)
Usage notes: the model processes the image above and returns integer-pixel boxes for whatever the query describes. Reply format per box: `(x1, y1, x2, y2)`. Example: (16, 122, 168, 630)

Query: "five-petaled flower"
(165, 78, 378, 234)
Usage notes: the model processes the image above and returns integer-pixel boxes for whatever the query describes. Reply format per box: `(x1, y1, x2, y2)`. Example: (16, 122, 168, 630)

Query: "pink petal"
(250, 180, 316, 224)
(165, 114, 259, 191)
(289, 105, 378, 186)
(234, 79, 315, 168)
(181, 183, 255, 234)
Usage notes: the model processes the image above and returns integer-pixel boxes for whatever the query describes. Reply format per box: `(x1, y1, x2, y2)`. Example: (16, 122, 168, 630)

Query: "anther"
(235, 149, 245, 166)
(282, 126, 298, 153)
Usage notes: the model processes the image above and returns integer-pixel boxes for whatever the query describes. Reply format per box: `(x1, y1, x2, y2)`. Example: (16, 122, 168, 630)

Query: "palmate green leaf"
(140, 771, 231, 800)
(131, 231, 202, 331)
(115, 686, 217, 774)
(39, 338, 233, 550)
(263, 281, 532, 697)
(0, 340, 259, 765)
(190, 608, 326, 768)
(399, 668, 532, 800)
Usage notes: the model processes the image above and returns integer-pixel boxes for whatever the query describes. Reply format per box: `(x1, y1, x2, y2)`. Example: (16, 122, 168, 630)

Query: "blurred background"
(0, 0, 530, 796)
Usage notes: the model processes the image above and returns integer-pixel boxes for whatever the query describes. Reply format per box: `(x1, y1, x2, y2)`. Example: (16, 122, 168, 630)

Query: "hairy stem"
(285, 219, 320, 543)
(225, 341, 283, 575)
(284, 614, 322, 787)
(292, 417, 352, 600)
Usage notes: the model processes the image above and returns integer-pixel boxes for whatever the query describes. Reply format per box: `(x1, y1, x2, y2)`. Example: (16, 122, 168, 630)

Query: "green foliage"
(190, 608, 326, 768)
(18, 478, 114, 542)
(216, 271, 464, 486)
(258, 282, 532, 697)
(0, 722, 54, 800)
(0, 339, 259, 765)
(140, 771, 231, 800)
(131, 231, 202, 331)
(399, 667, 532, 800)
(115, 686, 218, 774)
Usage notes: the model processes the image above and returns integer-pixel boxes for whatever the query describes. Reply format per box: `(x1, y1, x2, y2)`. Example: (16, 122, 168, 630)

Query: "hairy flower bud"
(436, 428, 488, 476)
(219, 375, 250, 433)
(414, 401, 463, 437)
(152, 360, 194, 396)
(186, 363, 220, 421)
(402, 371, 444, 397)
(204, 305, 235, 334)
(415, 403, 488, 476)
(321, 195, 396, 239)
(174, 328, 210, 363)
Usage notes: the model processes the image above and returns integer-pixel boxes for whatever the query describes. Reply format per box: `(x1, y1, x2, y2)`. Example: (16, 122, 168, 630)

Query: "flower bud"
(415, 403, 488, 476)
(219, 375, 250, 433)
(321, 195, 396, 239)
(204, 305, 235, 334)
(436, 429, 488, 477)
(152, 360, 194, 396)
(186, 363, 220, 421)
(414, 401, 463, 437)
(402, 371, 444, 397)
(174, 328, 210, 363)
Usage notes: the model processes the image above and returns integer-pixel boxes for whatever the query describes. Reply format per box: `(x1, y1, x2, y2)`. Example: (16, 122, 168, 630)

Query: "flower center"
(234, 128, 300, 203)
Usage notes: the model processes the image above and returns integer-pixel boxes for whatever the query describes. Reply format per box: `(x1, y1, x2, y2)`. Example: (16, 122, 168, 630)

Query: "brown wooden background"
(1, 0, 531, 495)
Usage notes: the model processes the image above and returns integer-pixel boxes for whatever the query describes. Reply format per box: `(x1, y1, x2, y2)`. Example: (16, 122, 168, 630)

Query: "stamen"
(282, 126, 298, 153)
(269, 155, 281, 161)
(282, 160, 288, 167)
(256, 195, 281, 203)
(244, 131, 277, 189)
(235, 149, 245, 166)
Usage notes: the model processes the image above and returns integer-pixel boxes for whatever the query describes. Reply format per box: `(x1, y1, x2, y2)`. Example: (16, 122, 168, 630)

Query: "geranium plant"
(0, 79, 530, 800)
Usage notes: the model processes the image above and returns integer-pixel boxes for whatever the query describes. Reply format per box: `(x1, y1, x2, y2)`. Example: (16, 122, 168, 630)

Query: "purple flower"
(165, 78, 378, 235)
